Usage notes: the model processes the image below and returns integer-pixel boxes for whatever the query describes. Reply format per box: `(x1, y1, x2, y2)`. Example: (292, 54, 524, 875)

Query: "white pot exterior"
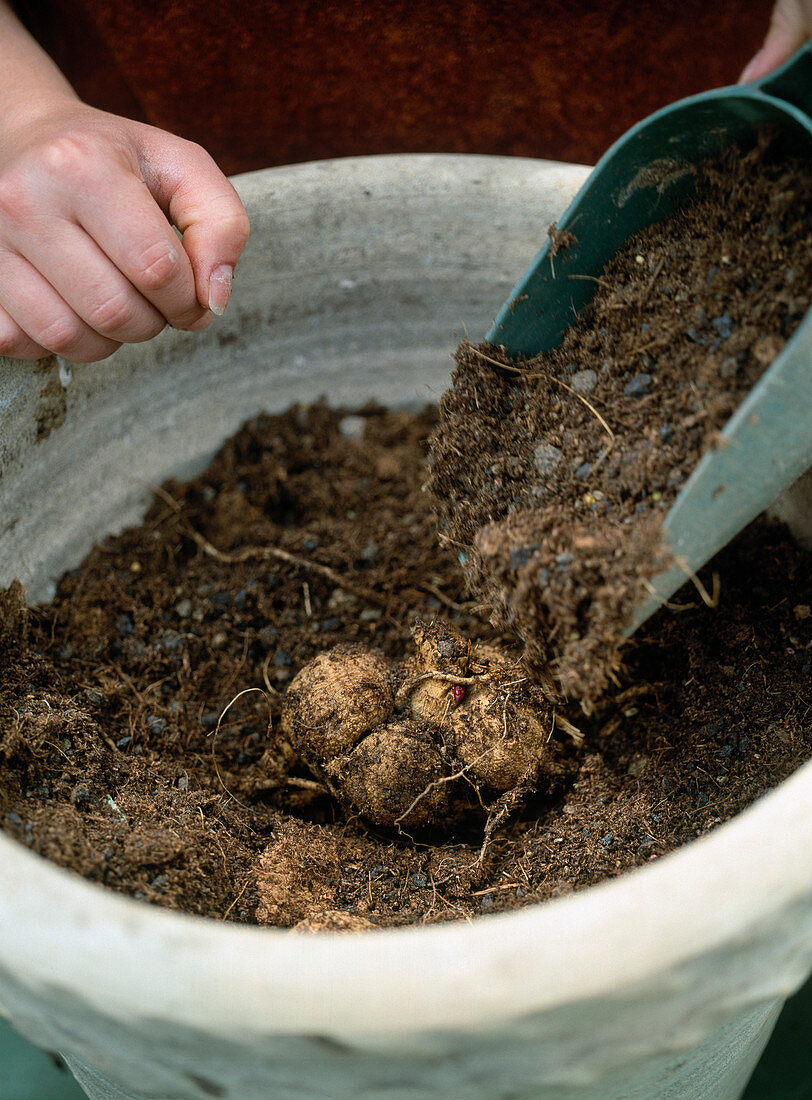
(0, 155, 810, 1100)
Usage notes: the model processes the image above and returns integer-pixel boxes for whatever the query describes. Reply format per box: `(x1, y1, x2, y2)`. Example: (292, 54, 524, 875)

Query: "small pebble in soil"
(712, 312, 734, 339)
(338, 415, 366, 440)
(624, 373, 652, 397)
(570, 369, 598, 394)
(534, 442, 564, 477)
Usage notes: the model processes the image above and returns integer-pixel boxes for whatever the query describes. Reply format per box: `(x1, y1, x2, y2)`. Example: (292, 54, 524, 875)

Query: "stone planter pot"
(0, 155, 810, 1100)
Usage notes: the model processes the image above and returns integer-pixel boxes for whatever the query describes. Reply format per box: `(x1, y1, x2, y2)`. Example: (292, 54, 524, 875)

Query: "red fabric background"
(18, 1, 774, 175)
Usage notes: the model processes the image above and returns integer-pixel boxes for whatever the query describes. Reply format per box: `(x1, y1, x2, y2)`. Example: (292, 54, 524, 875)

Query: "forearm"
(0, 1, 79, 125)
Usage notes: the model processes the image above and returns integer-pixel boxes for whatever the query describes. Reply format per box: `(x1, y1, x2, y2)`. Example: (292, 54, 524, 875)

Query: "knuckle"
(0, 132, 104, 220)
(184, 139, 210, 163)
(137, 241, 182, 293)
(0, 327, 26, 359)
(86, 290, 163, 342)
(39, 132, 96, 180)
(0, 171, 32, 221)
(36, 315, 85, 355)
(87, 290, 137, 335)
(225, 208, 251, 248)
(209, 201, 251, 248)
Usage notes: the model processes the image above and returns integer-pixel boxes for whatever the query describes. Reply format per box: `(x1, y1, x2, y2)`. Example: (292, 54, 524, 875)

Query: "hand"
(740, 0, 812, 82)
(0, 101, 250, 362)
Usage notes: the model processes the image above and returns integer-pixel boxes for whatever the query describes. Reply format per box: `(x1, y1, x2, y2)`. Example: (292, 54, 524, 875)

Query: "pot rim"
(2, 757, 811, 1038)
(0, 154, 810, 1043)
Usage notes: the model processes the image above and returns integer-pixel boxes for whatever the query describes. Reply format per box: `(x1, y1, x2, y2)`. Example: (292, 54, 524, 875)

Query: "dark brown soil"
(428, 143, 812, 708)
(0, 143, 810, 931)
(0, 401, 809, 929)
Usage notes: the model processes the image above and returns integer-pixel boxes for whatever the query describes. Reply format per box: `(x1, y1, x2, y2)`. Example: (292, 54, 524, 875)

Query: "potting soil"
(0, 143, 809, 930)
(429, 140, 812, 708)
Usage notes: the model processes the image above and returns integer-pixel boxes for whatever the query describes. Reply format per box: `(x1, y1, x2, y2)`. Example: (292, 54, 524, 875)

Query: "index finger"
(75, 169, 208, 331)
(142, 137, 250, 316)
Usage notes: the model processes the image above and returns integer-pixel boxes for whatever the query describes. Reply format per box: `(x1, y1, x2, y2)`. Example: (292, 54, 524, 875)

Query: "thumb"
(740, 0, 809, 82)
(141, 132, 250, 315)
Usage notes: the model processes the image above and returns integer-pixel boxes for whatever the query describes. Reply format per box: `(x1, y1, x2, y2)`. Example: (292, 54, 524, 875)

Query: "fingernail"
(208, 264, 233, 316)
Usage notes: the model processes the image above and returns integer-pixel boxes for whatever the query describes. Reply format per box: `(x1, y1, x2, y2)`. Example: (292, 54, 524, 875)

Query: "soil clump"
(428, 143, 812, 707)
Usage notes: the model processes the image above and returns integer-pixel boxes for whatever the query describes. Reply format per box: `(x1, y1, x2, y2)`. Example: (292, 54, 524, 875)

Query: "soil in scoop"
(429, 141, 812, 707)
(0, 142, 810, 930)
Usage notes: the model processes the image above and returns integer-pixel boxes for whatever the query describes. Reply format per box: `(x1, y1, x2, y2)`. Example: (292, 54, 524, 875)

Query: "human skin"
(0, 0, 249, 362)
(740, 0, 812, 81)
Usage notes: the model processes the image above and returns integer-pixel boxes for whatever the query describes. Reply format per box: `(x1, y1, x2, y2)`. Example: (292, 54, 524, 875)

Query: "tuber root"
(279, 620, 574, 832)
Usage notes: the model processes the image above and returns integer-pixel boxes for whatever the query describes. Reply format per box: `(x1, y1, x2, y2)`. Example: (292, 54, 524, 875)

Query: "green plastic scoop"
(488, 46, 812, 631)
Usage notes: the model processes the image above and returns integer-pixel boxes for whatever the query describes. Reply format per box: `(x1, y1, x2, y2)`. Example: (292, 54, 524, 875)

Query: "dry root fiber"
(280, 620, 575, 831)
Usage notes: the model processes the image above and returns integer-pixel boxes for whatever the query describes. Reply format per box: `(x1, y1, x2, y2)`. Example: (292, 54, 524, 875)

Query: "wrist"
(0, 1, 81, 128)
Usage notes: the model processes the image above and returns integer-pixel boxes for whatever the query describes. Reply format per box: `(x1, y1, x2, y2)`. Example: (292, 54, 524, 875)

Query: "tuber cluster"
(280, 620, 575, 831)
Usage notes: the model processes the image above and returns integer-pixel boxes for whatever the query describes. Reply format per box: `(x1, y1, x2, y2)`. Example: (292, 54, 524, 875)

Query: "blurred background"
(16, 0, 775, 172)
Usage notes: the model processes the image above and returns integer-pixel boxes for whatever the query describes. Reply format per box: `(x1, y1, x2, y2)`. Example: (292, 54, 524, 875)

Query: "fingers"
(0, 303, 50, 360)
(0, 107, 245, 362)
(73, 170, 211, 331)
(25, 129, 210, 333)
(740, 0, 811, 82)
(7, 217, 169, 344)
(142, 135, 250, 316)
(0, 248, 121, 362)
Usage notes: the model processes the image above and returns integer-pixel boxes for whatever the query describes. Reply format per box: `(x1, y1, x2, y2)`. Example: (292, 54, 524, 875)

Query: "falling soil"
(428, 141, 812, 707)
(0, 143, 810, 930)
